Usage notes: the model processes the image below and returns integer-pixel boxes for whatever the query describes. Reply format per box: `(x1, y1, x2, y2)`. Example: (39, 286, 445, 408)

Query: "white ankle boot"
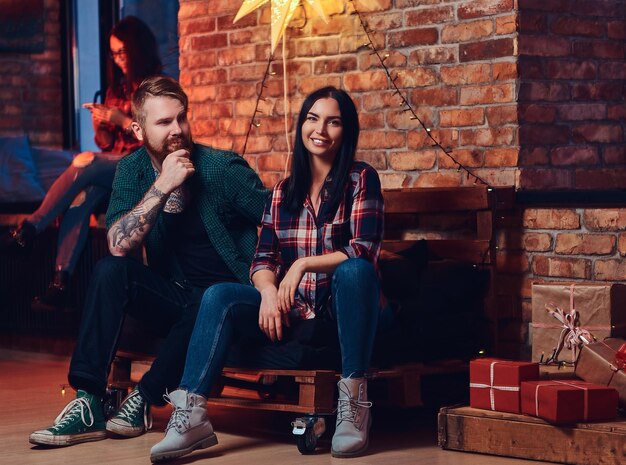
(331, 377, 372, 458)
(150, 389, 218, 463)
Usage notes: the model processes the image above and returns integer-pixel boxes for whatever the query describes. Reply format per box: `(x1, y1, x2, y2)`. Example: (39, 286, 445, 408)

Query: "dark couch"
(0, 135, 74, 210)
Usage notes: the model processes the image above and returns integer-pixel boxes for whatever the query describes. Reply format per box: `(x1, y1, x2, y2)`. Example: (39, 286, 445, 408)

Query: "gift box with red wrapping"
(521, 380, 618, 424)
(575, 337, 626, 407)
(469, 358, 540, 413)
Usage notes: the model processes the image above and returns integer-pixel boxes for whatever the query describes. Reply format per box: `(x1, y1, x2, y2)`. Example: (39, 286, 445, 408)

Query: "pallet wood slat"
(383, 187, 490, 214)
(208, 397, 323, 413)
(221, 367, 334, 378)
(476, 210, 492, 241)
(383, 239, 490, 263)
(439, 406, 626, 465)
(383, 186, 513, 213)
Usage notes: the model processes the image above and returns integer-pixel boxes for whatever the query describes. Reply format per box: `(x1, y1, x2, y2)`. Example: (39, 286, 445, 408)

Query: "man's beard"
(144, 133, 193, 163)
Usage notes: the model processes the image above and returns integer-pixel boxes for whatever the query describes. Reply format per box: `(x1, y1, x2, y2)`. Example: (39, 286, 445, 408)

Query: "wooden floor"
(0, 350, 551, 465)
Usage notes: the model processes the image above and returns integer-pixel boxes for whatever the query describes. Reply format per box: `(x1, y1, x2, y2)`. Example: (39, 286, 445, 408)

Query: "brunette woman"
(150, 87, 388, 462)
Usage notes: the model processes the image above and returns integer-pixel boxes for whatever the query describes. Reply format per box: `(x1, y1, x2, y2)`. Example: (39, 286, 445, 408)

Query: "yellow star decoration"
(234, 0, 328, 53)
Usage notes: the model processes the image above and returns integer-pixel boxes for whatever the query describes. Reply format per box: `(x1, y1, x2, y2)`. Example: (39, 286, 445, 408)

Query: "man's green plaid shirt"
(106, 143, 269, 285)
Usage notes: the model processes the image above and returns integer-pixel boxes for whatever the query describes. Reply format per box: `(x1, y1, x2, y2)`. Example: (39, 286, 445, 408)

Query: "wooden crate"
(438, 406, 626, 465)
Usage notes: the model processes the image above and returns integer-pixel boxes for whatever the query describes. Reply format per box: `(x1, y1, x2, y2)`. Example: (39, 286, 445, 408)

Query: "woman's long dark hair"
(281, 86, 359, 214)
(108, 16, 162, 95)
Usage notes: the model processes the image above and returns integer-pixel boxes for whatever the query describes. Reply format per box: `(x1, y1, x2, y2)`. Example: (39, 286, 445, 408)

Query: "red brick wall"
(0, 0, 63, 146)
(518, 0, 626, 190)
(178, 0, 518, 188)
(178, 0, 626, 359)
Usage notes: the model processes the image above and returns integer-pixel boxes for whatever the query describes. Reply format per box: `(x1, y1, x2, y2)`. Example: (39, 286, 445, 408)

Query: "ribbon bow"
(544, 285, 595, 365)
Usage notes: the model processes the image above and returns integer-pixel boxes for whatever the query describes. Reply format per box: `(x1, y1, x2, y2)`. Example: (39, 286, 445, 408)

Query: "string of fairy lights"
(241, 55, 274, 158)
(240, 0, 491, 187)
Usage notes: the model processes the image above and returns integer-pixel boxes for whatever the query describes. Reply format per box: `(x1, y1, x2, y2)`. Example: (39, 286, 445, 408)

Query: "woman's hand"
(277, 258, 307, 313)
(258, 286, 288, 342)
(84, 103, 130, 128)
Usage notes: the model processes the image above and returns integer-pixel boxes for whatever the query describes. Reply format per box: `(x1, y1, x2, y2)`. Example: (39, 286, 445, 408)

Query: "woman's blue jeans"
(27, 153, 120, 274)
(180, 258, 388, 397)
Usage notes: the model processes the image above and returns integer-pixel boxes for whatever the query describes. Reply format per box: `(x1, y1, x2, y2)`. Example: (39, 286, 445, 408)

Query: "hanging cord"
(282, 33, 292, 178)
(238, 38, 291, 179)
(348, 0, 491, 187)
(241, 5, 309, 162)
(241, 54, 274, 158)
(242, 1, 492, 187)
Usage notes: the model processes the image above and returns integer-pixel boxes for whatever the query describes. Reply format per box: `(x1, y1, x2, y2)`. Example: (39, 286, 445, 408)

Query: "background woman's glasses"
(110, 49, 127, 58)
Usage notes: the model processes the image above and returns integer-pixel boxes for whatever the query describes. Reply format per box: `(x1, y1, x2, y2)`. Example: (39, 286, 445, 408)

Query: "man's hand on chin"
(154, 149, 195, 194)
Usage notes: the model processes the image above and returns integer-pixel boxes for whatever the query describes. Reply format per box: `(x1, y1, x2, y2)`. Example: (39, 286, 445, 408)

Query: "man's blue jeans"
(68, 256, 205, 405)
(180, 258, 390, 397)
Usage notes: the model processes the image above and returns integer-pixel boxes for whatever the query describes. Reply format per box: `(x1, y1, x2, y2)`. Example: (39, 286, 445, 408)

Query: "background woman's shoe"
(0, 221, 36, 255)
(31, 270, 69, 312)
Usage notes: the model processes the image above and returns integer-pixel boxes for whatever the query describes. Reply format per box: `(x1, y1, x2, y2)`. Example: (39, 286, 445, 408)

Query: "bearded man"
(30, 76, 269, 447)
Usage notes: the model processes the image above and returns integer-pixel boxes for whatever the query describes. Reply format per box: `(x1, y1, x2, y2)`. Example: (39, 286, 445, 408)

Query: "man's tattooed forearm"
(147, 185, 166, 199)
(112, 204, 161, 247)
(164, 194, 184, 213)
(111, 186, 167, 248)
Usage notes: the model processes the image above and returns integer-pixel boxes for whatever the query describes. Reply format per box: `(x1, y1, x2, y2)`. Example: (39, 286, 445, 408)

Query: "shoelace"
(52, 397, 95, 430)
(117, 390, 153, 430)
(163, 391, 192, 434)
(336, 384, 372, 431)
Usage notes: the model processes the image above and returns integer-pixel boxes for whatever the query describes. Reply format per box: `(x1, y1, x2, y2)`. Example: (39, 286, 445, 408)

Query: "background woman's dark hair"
(281, 86, 360, 213)
(108, 16, 162, 94)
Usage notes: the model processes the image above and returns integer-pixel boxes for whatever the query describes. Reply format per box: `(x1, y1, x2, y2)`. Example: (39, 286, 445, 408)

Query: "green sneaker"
(29, 390, 106, 446)
(105, 387, 152, 437)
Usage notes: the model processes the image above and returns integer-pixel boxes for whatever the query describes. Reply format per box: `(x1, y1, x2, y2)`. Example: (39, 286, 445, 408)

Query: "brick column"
(518, 0, 626, 190)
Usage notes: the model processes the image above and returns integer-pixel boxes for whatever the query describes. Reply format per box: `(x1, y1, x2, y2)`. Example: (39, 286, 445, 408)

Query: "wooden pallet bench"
(109, 185, 515, 414)
(438, 406, 626, 465)
(110, 354, 468, 414)
(207, 361, 468, 414)
(382, 185, 514, 264)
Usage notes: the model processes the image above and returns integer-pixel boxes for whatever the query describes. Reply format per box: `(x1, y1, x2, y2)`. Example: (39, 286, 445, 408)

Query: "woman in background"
(2, 16, 162, 311)
(149, 86, 389, 463)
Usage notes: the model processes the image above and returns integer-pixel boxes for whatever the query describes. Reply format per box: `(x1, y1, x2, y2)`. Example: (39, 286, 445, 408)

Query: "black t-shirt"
(163, 199, 237, 288)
